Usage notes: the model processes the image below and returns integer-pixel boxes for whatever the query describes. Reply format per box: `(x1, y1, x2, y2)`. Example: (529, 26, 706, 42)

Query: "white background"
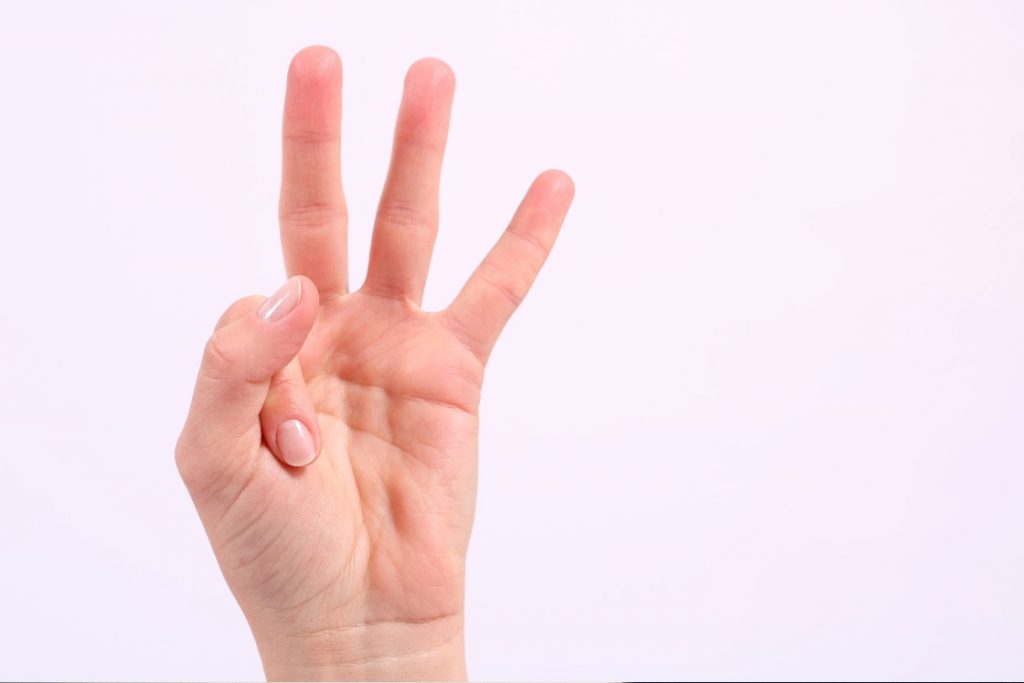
(1, 1, 1023, 680)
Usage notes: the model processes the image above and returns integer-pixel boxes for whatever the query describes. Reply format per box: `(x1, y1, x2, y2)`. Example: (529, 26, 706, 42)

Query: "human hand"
(174, 46, 574, 681)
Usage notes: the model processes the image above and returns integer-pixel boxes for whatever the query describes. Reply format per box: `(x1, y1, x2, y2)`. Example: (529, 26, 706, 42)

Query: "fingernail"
(258, 277, 302, 322)
(276, 419, 317, 467)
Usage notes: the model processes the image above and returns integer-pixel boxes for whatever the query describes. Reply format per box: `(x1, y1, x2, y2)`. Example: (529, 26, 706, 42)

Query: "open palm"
(175, 47, 574, 681)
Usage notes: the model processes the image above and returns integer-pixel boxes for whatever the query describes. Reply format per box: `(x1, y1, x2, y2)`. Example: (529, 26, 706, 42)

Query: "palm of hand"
(221, 294, 483, 633)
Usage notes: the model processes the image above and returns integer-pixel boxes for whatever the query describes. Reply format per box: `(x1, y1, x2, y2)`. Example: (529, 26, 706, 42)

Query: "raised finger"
(363, 58, 455, 304)
(280, 46, 348, 297)
(443, 170, 574, 363)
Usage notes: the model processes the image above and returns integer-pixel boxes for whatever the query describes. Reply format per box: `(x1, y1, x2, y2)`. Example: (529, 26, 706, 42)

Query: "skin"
(175, 45, 574, 681)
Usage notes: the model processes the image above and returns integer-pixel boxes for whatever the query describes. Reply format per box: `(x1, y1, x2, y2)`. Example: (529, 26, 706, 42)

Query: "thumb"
(176, 276, 319, 491)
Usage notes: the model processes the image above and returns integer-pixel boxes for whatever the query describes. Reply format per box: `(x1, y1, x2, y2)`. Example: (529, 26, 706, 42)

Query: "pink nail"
(257, 277, 302, 322)
(276, 419, 317, 467)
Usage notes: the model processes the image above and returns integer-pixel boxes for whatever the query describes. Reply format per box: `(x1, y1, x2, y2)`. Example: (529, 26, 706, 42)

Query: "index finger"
(279, 46, 349, 297)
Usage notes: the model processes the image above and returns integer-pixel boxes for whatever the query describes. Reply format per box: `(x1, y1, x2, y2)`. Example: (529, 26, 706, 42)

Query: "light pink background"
(1, 2, 1023, 680)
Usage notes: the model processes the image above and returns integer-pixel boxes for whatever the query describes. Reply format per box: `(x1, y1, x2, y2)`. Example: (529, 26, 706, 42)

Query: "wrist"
(254, 613, 467, 682)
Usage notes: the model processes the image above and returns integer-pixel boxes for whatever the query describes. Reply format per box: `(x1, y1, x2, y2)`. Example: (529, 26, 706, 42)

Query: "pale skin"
(174, 46, 574, 681)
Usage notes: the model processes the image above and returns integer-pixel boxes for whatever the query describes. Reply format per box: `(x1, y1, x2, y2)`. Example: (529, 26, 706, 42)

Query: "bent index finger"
(280, 46, 348, 297)
(176, 277, 320, 501)
(203, 287, 323, 469)
(443, 170, 575, 363)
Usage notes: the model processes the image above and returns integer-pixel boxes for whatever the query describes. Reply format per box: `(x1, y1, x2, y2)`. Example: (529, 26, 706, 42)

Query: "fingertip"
(261, 357, 322, 470)
(288, 45, 343, 84)
(536, 169, 576, 203)
(406, 57, 456, 94)
(284, 47, 343, 141)
(255, 276, 320, 323)
(275, 418, 320, 468)
(256, 276, 301, 323)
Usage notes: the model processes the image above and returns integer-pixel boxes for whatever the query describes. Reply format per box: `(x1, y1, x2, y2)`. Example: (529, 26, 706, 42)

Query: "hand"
(174, 46, 574, 681)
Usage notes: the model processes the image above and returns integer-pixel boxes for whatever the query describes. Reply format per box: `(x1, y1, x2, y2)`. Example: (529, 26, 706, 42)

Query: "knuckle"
(201, 331, 240, 381)
(375, 202, 436, 234)
(279, 201, 347, 229)
(506, 225, 549, 262)
(215, 296, 262, 331)
(282, 128, 339, 145)
(476, 260, 526, 308)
